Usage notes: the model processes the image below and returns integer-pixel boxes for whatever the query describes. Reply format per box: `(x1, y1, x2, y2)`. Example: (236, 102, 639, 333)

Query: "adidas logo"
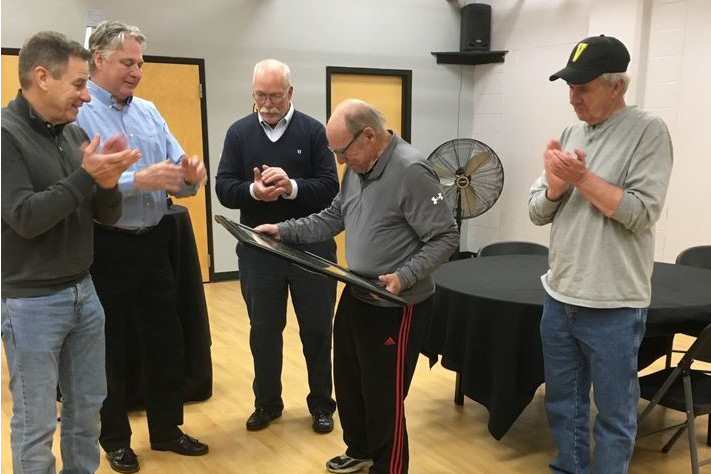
(384, 337, 396, 346)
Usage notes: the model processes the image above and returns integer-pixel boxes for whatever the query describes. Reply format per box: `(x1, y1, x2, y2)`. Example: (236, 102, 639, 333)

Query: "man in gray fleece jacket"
(257, 99, 459, 474)
(529, 35, 672, 474)
(1, 31, 138, 474)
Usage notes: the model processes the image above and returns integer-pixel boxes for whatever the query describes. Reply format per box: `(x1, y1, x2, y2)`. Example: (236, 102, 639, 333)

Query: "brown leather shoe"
(150, 433, 208, 456)
(105, 447, 139, 473)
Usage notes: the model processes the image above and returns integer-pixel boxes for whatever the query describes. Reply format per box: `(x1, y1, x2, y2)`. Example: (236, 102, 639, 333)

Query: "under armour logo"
(431, 193, 443, 205)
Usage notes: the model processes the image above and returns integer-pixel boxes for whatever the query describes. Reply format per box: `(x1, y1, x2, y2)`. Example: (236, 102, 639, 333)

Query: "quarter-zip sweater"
(1, 92, 123, 297)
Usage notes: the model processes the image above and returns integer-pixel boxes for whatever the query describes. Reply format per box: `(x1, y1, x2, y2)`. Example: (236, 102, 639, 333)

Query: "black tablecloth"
(125, 205, 213, 408)
(426, 255, 711, 440)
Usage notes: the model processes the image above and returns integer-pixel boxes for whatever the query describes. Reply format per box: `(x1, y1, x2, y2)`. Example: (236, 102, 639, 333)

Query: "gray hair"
(18, 31, 90, 89)
(252, 59, 291, 88)
(600, 72, 630, 95)
(88, 20, 146, 74)
(344, 102, 387, 135)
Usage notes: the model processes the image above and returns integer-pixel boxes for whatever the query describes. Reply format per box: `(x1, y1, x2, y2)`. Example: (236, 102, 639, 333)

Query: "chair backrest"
(679, 322, 711, 366)
(477, 241, 549, 257)
(676, 245, 711, 270)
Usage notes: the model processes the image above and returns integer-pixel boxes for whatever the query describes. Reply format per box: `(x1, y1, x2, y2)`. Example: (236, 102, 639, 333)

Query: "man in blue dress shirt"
(76, 20, 208, 473)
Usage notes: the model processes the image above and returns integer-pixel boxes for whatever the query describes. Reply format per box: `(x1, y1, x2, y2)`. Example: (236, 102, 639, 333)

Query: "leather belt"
(96, 223, 156, 236)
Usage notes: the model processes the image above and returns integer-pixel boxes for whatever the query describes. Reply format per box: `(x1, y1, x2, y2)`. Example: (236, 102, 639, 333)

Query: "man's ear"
(92, 51, 104, 72)
(34, 66, 51, 92)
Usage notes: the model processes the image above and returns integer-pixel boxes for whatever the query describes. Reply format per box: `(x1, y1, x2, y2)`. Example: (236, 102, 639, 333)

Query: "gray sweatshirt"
(279, 133, 459, 306)
(529, 106, 673, 308)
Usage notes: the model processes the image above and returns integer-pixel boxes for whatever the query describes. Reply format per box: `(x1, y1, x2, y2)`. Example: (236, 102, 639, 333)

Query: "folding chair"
(637, 323, 711, 474)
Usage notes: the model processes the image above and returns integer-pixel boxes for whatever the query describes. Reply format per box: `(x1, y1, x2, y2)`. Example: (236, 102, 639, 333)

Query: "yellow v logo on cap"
(572, 43, 588, 62)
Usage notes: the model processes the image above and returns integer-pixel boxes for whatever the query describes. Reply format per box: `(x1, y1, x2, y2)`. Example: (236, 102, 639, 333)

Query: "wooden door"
(326, 67, 412, 266)
(1, 51, 212, 282)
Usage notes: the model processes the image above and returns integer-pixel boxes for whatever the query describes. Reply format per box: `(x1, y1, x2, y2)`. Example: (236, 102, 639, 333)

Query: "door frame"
(325, 66, 412, 142)
(2, 48, 216, 282)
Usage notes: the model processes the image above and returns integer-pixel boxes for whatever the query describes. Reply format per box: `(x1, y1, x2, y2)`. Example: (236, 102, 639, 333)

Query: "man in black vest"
(216, 59, 339, 433)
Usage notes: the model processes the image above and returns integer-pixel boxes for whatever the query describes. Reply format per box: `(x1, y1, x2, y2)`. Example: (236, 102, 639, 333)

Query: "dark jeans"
(92, 219, 185, 450)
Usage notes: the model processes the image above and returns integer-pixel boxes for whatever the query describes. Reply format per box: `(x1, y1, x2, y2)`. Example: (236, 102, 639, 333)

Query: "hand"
(543, 139, 568, 200)
(181, 155, 207, 186)
(378, 273, 402, 295)
(81, 134, 141, 189)
(254, 224, 280, 238)
(101, 134, 128, 154)
(135, 160, 183, 193)
(548, 148, 588, 185)
(259, 165, 293, 196)
(252, 166, 286, 201)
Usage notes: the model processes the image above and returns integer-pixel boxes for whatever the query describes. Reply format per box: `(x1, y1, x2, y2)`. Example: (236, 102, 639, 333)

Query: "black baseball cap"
(549, 35, 630, 84)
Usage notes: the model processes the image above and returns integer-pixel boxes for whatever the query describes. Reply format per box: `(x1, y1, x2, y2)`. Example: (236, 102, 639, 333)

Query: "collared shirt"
(250, 103, 298, 200)
(76, 80, 193, 229)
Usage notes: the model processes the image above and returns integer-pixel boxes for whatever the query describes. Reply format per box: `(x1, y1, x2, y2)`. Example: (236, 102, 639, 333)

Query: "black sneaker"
(105, 447, 139, 473)
(246, 407, 282, 431)
(326, 454, 373, 473)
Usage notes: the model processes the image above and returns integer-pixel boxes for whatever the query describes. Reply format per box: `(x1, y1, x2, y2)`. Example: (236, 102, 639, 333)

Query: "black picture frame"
(215, 215, 406, 306)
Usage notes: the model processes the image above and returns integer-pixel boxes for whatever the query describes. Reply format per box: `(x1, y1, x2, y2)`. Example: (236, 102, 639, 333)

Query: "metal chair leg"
(683, 374, 700, 474)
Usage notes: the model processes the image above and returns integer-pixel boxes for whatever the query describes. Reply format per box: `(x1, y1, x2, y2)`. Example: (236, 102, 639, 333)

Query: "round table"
(426, 254, 711, 440)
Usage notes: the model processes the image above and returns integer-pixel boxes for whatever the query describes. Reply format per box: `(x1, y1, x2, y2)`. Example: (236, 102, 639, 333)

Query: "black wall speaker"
(460, 3, 492, 52)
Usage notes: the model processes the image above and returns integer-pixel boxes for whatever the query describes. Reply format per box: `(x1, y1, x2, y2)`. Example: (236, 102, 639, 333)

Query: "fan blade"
(430, 162, 457, 180)
(465, 151, 491, 176)
(460, 186, 479, 217)
(437, 176, 456, 187)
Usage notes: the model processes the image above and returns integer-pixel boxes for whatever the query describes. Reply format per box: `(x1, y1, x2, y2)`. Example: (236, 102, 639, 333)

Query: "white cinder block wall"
(464, 0, 711, 261)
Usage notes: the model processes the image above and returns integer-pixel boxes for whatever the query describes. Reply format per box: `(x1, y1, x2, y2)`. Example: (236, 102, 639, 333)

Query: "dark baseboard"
(211, 271, 239, 282)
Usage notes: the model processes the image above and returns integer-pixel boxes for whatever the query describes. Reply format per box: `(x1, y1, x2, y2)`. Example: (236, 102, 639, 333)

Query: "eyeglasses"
(253, 91, 287, 104)
(328, 128, 365, 157)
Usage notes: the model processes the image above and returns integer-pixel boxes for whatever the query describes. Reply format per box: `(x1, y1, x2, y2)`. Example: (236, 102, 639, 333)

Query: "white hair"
(252, 59, 291, 88)
(600, 72, 630, 95)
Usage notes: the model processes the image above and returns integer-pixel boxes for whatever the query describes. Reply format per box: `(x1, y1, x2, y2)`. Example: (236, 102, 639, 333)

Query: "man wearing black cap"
(529, 35, 673, 474)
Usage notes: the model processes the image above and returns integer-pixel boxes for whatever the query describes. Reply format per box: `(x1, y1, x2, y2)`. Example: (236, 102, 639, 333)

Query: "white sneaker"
(326, 454, 373, 473)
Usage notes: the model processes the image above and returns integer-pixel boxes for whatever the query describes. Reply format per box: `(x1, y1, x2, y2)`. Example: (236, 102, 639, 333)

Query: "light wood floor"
(2, 281, 708, 473)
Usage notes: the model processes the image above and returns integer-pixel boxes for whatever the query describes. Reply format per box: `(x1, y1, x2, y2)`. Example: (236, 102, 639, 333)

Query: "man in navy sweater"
(216, 59, 339, 433)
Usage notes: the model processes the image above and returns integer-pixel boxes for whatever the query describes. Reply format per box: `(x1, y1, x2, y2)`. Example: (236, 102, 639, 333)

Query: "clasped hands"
(252, 164, 293, 201)
(543, 139, 589, 200)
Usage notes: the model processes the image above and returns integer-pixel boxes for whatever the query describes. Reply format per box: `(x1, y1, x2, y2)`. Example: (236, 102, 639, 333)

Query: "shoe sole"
(150, 445, 209, 456)
(105, 460, 139, 474)
(313, 423, 334, 434)
(326, 460, 373, 473)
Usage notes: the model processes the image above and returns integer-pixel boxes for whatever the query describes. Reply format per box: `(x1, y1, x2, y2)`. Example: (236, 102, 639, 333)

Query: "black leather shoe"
(105, 447, 139, 473)
(312, 411, 334, 433)
(246, 408, 281, 431)
(150, 433, 208, 456)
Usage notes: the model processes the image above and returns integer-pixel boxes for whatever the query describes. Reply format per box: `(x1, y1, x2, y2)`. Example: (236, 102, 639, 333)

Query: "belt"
(95, 223, 156, 236)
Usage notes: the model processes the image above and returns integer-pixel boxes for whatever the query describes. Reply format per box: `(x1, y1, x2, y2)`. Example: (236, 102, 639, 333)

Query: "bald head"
(328, 99, 387, 137)
(327, 99, 391, 174)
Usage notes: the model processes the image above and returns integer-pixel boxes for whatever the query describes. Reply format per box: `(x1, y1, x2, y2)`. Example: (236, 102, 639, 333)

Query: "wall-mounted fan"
(427, 138, 504, 230)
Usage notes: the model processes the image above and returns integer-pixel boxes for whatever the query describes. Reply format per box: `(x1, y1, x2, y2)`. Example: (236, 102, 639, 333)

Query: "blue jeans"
(540, 294, 646, 474)
(1, 276, 107, 474)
